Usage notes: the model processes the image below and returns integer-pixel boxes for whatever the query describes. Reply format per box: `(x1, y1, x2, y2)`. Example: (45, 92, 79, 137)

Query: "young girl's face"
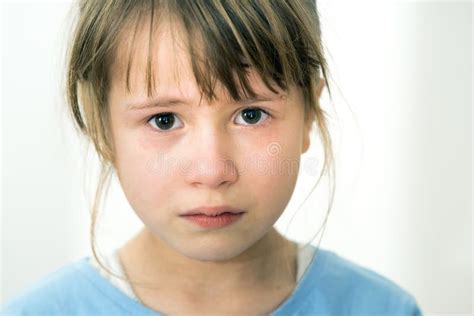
(107, 19, 312, 261)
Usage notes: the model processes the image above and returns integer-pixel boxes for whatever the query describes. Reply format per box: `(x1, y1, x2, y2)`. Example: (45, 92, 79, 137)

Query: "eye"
(147, 112, 183, 132)
(146, 107, 270, 133)
(234, 107, 270, 126)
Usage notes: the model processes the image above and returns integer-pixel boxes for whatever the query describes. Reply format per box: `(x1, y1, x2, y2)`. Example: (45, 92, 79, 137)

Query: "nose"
(182, 125, 239, 189)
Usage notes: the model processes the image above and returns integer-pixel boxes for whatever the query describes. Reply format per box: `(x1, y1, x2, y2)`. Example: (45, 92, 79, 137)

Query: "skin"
(106, 18, 325, 315)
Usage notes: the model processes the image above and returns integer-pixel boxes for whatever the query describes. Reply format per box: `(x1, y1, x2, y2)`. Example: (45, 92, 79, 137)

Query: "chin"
(175, 238, 252, 263)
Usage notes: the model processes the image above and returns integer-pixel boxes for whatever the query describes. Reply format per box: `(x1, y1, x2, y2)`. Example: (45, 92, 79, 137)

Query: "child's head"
(67, 0, 333, 265)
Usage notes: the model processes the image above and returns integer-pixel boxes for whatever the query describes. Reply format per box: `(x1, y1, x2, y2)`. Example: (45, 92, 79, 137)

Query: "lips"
(180, 205, 246, 217)
(182, 212, 245, 229)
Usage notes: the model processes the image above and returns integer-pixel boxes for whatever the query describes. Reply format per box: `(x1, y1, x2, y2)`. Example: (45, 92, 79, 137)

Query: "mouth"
(180, 212, 246, 229)
(179, 205, 246, 217)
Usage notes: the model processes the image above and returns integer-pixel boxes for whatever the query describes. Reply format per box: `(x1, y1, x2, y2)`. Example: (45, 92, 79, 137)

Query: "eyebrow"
(125, 94, 285, 111)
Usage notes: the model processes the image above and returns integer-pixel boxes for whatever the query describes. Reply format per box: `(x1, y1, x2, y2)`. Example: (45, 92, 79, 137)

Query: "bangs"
(115, 0, 323, 103)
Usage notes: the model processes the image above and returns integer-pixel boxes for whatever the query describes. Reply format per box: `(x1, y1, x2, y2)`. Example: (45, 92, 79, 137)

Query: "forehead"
(107, 16, 284, 102)
(109, 17, 188, 91)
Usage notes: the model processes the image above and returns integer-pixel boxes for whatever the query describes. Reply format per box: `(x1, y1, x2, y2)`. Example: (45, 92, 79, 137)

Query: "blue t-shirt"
(2, 247, 422, 315)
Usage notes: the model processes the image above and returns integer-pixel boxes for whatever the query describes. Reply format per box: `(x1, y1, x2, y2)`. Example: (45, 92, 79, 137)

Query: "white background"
(1, 0, 472, 315)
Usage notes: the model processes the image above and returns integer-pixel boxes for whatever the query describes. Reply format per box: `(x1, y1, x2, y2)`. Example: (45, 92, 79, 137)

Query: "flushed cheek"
(238, 144, 301, 215)
(237, 128, 301, 177)
(114, 140, 177, 215)
(116, 155, 184, 237)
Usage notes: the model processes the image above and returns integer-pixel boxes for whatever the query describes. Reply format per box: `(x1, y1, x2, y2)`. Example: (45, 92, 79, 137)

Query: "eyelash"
(146, 107, 272, 133)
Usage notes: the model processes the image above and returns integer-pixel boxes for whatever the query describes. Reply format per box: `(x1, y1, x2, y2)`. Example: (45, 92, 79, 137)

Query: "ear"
(302, 123, 311, 154)
(302, 78, 325, 154)
(315, 78, 325, 99)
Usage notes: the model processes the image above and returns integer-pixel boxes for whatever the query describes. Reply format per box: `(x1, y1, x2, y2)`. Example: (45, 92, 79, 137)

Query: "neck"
(118, 227, 297, 303)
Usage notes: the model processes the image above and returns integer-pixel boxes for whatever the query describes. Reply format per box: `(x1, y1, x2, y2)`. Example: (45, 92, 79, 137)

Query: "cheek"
(113, 129, 178, 216)
(237, 131, 302, 212)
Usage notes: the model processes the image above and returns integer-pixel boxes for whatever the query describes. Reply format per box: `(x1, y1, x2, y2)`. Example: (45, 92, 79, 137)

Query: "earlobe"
(302, 136, 310, 154)
(316, 78, 325, 99)
(302, 121, 312, 154)
(302, 79, 324, 154)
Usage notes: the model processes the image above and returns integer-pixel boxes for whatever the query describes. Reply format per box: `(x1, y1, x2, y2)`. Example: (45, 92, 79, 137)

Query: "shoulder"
(300, 247, 422, 315)
(1, 257, 122, 316)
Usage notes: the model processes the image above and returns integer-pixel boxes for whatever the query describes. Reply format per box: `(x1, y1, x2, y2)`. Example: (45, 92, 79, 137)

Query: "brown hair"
(66, 0, 335, 291)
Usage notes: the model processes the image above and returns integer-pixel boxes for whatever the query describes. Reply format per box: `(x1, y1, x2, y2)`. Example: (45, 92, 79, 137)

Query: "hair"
(66, 0, 335, 293)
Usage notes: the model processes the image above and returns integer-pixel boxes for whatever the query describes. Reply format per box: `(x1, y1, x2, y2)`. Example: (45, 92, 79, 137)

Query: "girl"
(3, 0, 422, 315)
